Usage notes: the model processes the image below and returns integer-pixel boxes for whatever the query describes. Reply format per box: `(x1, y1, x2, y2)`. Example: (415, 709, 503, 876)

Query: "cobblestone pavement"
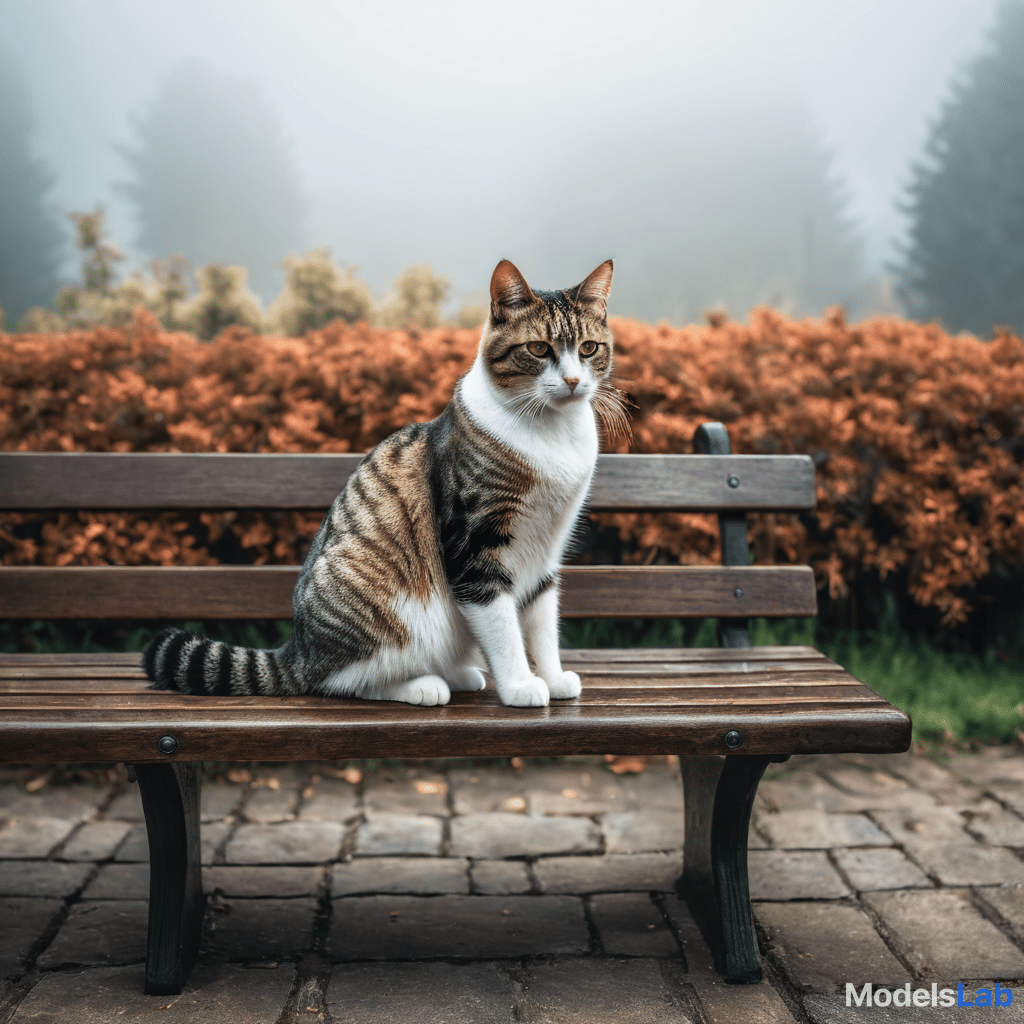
(3, 749, 1024, 1022)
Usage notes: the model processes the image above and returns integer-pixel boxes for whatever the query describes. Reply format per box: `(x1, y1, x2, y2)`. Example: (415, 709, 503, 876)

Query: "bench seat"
(0, 647, 909, 762)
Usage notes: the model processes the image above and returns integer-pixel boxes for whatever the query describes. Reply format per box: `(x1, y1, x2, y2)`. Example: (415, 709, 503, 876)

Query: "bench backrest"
(0, 424, 817, 644)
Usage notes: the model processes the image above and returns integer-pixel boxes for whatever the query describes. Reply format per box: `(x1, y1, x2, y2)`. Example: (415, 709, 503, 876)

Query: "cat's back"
(305, 420, 445, 603)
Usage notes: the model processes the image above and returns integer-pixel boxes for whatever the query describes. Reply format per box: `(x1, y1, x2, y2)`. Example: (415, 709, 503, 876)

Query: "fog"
(0, 0, 1003, 321)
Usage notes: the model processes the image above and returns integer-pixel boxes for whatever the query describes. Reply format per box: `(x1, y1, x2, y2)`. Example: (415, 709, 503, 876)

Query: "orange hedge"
(3, 308, 1024, 625)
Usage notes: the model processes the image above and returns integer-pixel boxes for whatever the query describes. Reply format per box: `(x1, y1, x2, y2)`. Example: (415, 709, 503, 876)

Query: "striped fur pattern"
(144, 259, 622, 707)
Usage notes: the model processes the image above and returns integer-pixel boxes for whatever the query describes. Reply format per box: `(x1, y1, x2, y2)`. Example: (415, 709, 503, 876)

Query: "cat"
(143, 258, 625, 707)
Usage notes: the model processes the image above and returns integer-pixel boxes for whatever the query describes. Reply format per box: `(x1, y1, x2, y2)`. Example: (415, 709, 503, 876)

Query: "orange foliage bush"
(3, 307, 1024, 625)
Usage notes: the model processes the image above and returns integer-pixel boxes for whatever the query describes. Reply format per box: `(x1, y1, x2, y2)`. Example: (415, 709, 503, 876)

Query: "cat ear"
(490, 260, 536, 321)
(573, 260, 614, 314)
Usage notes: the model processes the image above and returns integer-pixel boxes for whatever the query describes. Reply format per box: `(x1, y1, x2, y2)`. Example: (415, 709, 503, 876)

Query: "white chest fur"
(460, 360, 597, 596)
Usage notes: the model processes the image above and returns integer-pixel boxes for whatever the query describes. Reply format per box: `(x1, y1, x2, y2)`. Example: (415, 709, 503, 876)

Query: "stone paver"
(82, 863, 149, 900)
(603, 809, 686, 853)
(8, 963, 295, 1023)
(355, 813, 444, 856)
(364, 769, 449, 816)
(753, 901, 911, 990)
(104, 788, 144, 821)
(204, 864, 322, 897)
(207, 897, 318, 960)
(332, 856, 470, 895)
(297, 779, 360, 821)
(200, 781, 245, 822)
(0, 860, 93, 897)
(1, 786, 107, 823)
(757, 810, 892, 849)
(911, 842, 1024, 886)
(0, 897, 62, 978)
(589, 892, 680, 956)
(449, 813, 600, 858)
(748, 850, 851, 900)
(328, 962, 519, 1024)
(471, 859, 533, 894)
(534, 852, 682, 894)
(521, 764, 627, 816)
(975, 885, 1024, 942)
(330, 894, 589, 960)
(865, 888, 1024, 980)
(112, 824, 149, 862)
(963, 797, 1024, 845)
(225, 821, 345, 864)
(0, 818, 77, 858)
(6, 749, 1024, 1021)
(832, 847, 932, 891)
(450, 767, 526, 815)
(520, 958, 695, 1023)
(241, 785, 298, 824)
(36, 900, 149, 969)
(58, 820, 132, 861)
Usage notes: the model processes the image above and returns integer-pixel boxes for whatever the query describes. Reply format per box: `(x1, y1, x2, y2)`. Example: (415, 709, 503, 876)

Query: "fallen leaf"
(413, 780, 447, 795)
(25, 772, 52, 793)
(606, 755, 647, 775)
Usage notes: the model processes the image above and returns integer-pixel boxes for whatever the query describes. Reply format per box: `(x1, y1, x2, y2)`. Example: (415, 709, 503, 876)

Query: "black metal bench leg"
(132, 762, 204, 995)
(678, 754, 773, 983)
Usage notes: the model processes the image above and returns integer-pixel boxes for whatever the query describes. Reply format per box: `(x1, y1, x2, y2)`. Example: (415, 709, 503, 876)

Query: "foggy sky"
(0, 0, 1004, 317)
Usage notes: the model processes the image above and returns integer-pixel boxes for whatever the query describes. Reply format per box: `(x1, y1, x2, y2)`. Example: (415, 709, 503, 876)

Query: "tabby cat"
(144, 259, 623, 707)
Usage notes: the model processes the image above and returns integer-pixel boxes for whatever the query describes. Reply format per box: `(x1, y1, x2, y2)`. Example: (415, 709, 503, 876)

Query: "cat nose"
(563, 377, 580, 392)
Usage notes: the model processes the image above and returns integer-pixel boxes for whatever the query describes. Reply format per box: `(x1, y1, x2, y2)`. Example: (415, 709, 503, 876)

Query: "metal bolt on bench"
(0, 423, 911, 993)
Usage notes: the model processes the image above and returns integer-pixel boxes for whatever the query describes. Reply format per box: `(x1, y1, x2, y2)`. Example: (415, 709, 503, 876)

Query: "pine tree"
(896, 1, 1024, 336)
(119, 62, 307, 302)
(0, 47, 67, 325)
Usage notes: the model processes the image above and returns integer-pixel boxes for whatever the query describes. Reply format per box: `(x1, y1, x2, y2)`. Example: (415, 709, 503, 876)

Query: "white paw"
(547, 670, 582, 700)
(498, 675, 550, 707)
(385, 675, 451, 706)
(445, 666, 487, 692)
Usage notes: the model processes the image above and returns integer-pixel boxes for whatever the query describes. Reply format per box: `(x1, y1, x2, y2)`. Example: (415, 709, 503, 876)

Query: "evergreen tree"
(0, 46, 67, 325)
(520, 98, 863, 326)
(896, 1, 1024, 336)
(119, 62, 307, 301)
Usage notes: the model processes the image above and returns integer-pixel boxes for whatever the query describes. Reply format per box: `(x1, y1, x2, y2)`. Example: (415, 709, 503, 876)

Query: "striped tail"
(143, 627, 290, 696)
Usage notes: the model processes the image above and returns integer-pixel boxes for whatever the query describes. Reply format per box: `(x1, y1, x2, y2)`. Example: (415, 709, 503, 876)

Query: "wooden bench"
(0, 423, 911, 994)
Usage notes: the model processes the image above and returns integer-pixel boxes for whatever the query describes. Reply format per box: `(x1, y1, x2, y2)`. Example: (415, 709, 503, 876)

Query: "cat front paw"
(445, 666, 487, 692)
(385, 675, 451, 706)
(497, 675, 550, 707)
(547, 670, 582, 700)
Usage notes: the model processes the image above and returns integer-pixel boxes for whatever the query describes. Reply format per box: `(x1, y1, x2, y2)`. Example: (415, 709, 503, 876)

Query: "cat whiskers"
(507, 392, 548, 423)
(592, 381, 633, 445)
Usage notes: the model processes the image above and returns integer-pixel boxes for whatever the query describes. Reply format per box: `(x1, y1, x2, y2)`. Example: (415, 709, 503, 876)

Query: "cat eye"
(579, 340, 598, 357)
(526, 342, 550, 358)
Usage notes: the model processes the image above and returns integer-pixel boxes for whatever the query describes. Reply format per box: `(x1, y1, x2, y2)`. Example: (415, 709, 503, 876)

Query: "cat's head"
(479, 260, 617, 422)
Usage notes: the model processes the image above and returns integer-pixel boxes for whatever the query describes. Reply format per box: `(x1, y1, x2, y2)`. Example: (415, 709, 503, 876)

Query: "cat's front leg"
(459, 596, 549, 707)
(520, 583, 581, 700)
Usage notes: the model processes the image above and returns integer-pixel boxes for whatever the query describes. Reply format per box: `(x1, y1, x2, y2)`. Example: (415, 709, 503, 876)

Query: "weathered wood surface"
(0, 452, 816, 511)
(0, 564, 817, 620)
(0, 647, 911, 762)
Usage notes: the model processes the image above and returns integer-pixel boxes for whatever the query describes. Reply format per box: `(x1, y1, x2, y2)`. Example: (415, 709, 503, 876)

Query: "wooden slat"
(0, 452, 815, 511)
(0, 647, 910, 760)
(0, 699, 911, 761)
(0, 565, 817, 620)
